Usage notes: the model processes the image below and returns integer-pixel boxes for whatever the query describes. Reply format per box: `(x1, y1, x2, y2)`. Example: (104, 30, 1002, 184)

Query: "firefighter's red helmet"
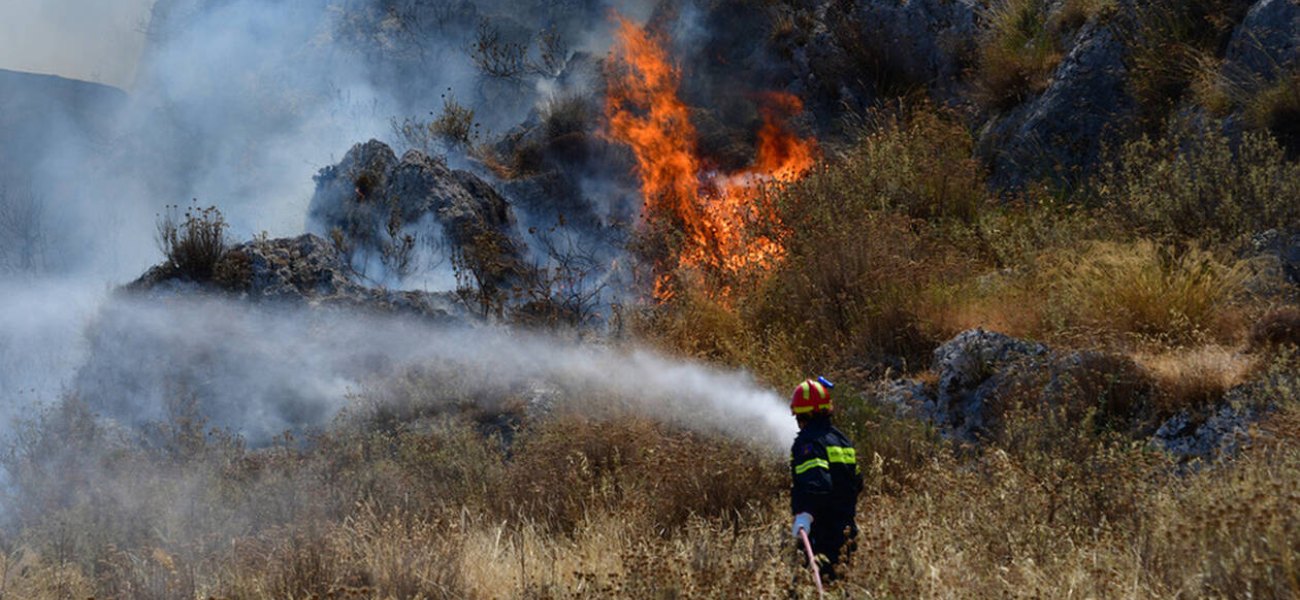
(790, 378, 832, 415)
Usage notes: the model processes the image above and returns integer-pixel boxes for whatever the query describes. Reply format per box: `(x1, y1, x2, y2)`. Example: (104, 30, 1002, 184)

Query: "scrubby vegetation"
(1119, 0, 1255, 125)
(618, 98, 1300, 596)
(7, 1, 1300, 598)
(10, 98, 1298, 597)
(3, 356, 1298, 598)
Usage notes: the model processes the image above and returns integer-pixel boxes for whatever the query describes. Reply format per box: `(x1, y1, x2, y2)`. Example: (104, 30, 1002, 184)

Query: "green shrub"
(830, 108, 987, 223)
(1094, 123, 1300, 242)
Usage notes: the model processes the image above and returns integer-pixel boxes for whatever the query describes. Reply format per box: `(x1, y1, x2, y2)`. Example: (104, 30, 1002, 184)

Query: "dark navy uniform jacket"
(790, 416, 862, 529)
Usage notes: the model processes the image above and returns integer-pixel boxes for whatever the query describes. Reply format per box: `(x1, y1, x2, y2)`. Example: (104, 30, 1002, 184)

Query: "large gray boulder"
(1225, 0, 1300, 80)
(785, 0, 978, 112)
(978, 21, 1135, 184)
(92, 233, 467, 444)
(1153, 399, 1262, 465)
(308, 140, 526, 290)
(873, 329, 1052, 441)
(1249, 229, 1300, 293)
(928, 329, 1051, 439)
(873, 328, 1273, 461)
(128, 233, 460, 320)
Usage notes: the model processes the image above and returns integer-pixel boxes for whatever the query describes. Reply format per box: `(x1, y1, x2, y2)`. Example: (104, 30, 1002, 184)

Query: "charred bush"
(430, 94, 477, 148)
(540, 93, 595, 165)
(509, 224, 607, 330)
(155, 203, 229, 281)
(470, 18, 527, 81)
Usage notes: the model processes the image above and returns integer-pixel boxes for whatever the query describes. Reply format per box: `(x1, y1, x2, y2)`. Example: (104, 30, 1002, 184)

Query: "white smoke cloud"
(0, 0, 801, 461)
(73, 295, 796, 452)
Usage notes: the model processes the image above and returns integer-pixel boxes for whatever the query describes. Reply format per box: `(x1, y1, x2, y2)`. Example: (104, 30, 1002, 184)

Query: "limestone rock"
(308, 139, 526, 290)
(128, 233, 460, 320)
(1226, 0, 1300, 80)
(979, 21, 1135, 184)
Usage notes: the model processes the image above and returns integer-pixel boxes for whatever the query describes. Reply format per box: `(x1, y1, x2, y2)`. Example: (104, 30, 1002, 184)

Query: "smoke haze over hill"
(0, 0, 796, 453)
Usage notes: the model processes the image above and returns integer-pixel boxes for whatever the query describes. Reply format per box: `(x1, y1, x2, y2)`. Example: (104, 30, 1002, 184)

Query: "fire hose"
(798, 528, 825, 599)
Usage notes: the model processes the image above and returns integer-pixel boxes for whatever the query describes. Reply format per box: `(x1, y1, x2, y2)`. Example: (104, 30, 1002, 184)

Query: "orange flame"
(605, 16, 817, 299)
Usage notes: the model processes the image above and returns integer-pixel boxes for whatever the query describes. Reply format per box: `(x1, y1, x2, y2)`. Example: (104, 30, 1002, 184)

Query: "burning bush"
(604, 16, 817, 301)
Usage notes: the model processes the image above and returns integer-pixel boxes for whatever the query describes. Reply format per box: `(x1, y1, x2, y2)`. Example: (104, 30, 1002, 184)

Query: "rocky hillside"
(5, 2, 1300, 598)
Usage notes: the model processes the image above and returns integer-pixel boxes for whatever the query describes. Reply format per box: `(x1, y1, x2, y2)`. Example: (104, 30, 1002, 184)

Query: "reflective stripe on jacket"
(790, 417, 863, 521)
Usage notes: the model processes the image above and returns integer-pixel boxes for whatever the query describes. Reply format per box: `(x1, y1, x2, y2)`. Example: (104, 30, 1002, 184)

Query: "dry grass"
(1134, 344, 1255, 417)
(1119, 0, 1255, 125)
(921, 238, 1251, 350)
(3, 368, 1299, 599)
(1247, 74, 1300, 157)
(12, 90, 1300, 598)
(1048, 241, 1247, 344)
(973, 0, 1065, 111)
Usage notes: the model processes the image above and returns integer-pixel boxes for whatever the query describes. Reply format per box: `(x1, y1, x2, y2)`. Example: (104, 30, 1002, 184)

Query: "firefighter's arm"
(790, 440, 832, 515)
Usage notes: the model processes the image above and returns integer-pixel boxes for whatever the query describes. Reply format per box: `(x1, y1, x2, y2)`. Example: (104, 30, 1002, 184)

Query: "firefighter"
(790, 377, 862, 581)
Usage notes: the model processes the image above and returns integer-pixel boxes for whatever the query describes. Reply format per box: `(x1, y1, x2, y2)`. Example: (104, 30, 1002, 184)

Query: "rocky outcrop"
(1153, 398, 1263, 464)
(1246, 229, 1300, 297)
(1225, 0, 1300, 80)
(786, 0, 978, 112)
(309, 140, 527, 290)
(129, 234, 460, 320)
(927, 329, 1051, 439)
(853, 0, 979, 102)
(874, 328, 1272, 462)
(978, 21, 1135, 185)
(873, 329, 1053, 441)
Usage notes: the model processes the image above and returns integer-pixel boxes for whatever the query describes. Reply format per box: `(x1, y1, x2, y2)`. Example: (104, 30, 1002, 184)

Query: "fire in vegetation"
(604, 16, 818, 300)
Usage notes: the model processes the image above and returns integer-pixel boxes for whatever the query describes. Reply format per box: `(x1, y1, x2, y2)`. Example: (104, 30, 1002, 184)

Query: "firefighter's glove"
(791, 512, 813, 539)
